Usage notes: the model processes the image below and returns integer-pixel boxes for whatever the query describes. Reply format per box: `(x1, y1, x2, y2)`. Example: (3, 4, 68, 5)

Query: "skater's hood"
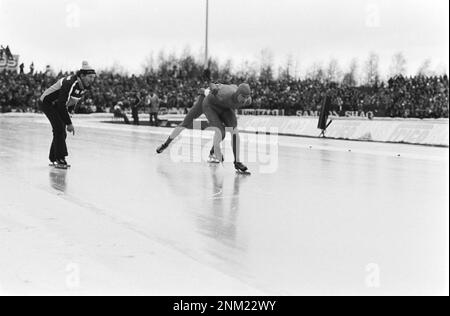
(237, 83, 251, 96)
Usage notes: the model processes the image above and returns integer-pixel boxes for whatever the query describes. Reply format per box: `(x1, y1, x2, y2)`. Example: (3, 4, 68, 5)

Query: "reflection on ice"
(49, 168, 68, 193)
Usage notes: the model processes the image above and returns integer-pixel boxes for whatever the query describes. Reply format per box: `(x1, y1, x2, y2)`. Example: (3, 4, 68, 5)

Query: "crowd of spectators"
(245, 75, 448, 118)
(1, 68, 448, 118)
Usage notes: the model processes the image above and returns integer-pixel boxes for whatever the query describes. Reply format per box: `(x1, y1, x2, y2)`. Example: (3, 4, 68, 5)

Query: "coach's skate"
(234, 162, 251, 175)
(51, 159, 71, 169)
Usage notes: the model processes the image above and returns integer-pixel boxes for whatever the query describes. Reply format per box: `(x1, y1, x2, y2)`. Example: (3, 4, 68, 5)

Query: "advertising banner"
(0, 54, 19, 72)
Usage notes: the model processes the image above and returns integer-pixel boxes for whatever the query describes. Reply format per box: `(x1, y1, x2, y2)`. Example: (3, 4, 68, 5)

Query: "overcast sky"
(1, 0, 448, 77)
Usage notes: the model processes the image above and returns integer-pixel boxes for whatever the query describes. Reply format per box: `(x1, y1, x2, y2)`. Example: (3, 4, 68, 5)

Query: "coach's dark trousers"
(40, 101, 68, 162)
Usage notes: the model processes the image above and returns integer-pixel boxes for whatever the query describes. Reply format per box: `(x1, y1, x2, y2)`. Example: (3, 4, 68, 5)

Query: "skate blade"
(236, 170, 251, 175)
(51, 164, 70, 169)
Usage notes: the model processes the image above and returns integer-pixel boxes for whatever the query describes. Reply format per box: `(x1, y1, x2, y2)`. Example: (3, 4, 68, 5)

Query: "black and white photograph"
(0, 0, 448, 299)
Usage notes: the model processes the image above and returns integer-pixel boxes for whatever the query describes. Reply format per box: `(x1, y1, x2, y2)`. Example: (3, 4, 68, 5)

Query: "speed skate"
(234, 162, 251, 175)
(49, 162, 71, 170)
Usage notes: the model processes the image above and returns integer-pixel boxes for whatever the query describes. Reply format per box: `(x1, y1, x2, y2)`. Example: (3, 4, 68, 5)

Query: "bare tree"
(293, 57, 300, 79)
(236, 59, 257, 80)
(389, 52, 407, 77)
(109, 61, 128, 76)
(207, 58, 220, 80)
(435, 62, 448, 76)
(326, 58, 341, 82)
(246, 60, 258, 80)
(141, 52, 155, 75)
(156, 49, 168, 76)
(306, 62, 325, 82)
(179, 45, 202, 78)
(220, 59, 233, 81)
(259, 48, 274, 81)
(342, 58, 359, 86)
(364, 52, 380, 85)
(279, 54, 294, 80)
(417, 59, 433, 76)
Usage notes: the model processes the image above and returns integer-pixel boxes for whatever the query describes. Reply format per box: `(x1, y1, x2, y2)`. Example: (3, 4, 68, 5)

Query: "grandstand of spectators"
(0, 66, 448, 118)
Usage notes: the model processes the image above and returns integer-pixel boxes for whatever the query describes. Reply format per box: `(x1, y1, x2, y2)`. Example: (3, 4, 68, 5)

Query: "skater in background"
(39, 61, 96, 168)
(202, 82, 252, 173)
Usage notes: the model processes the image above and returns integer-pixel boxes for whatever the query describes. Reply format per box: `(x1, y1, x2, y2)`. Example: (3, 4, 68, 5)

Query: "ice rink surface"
(0, 115, 448, 295)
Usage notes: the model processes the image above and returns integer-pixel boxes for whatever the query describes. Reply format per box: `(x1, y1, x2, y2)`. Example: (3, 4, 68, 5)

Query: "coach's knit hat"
(79, 61, 96, 75)
(237, 83, 251, 96)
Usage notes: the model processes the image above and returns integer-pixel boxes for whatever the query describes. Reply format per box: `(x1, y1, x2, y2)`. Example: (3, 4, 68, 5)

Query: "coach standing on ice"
(40, 61, 96, 168)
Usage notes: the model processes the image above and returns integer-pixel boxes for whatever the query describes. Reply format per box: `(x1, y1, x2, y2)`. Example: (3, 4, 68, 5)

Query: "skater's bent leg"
(164, 96, 204, 146)
(209, 124, 226, 156)
(211, 126, 225, 161)
(180, 95, 204, 131)
(220, 109, 239, 162)
(232, 130, 241, 163)
(203, 101, 225, 161)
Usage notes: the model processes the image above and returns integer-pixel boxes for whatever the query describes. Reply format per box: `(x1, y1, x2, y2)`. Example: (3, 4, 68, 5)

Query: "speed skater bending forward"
(202, 82, 252, 174)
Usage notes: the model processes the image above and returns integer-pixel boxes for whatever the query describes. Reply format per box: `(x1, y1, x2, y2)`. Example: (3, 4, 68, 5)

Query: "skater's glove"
(243, 96, 252, 106)
(67, 124, 75, 135)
